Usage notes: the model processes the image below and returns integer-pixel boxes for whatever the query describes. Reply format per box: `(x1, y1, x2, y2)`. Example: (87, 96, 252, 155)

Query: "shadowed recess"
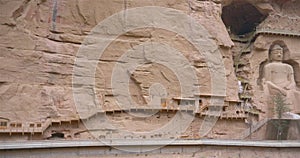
(222, 0, 268, 35)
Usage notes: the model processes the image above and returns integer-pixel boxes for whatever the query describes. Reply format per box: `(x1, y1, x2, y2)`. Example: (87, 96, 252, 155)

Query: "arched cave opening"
(222, 0, 268, 35)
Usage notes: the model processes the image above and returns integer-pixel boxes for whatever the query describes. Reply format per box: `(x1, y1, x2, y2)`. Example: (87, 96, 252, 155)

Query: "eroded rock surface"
(0, 0, 300, 140)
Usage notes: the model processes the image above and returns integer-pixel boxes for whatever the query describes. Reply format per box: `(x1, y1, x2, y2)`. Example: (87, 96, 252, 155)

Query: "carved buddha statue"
(262, 44, 300, 116)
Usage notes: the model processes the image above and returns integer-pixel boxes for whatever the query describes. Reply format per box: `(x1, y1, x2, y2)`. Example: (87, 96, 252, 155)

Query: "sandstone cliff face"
(0, 0, 237, 122)
(1, 0, 300, 140)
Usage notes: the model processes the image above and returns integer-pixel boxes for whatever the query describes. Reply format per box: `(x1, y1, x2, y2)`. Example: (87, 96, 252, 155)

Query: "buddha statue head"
(269, 44, 284, 62)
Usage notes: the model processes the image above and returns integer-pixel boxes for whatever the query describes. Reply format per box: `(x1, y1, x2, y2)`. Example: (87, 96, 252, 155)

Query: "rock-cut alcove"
(221, 0, 268, 35)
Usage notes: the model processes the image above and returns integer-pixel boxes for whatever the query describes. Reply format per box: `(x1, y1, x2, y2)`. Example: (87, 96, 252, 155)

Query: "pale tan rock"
(189, 0, 234, 48)
(253, 36, 268, 50)
(1, 0, 300, 140)
(262, 44, 300, 116)
(255, 2, 273, 13)
(0, 0, 236, 127)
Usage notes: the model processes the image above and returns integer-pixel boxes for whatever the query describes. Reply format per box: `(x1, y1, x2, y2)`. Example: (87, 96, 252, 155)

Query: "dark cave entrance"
(222, 1, 269, 104)
(221, 0, 268, 35)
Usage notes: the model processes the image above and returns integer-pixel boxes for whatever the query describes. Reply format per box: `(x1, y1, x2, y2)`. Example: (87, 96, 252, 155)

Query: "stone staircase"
(240, 118, 270, 139)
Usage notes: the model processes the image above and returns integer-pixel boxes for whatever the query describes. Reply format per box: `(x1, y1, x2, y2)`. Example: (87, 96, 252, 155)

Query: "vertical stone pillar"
(194, 95, 200, 113)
